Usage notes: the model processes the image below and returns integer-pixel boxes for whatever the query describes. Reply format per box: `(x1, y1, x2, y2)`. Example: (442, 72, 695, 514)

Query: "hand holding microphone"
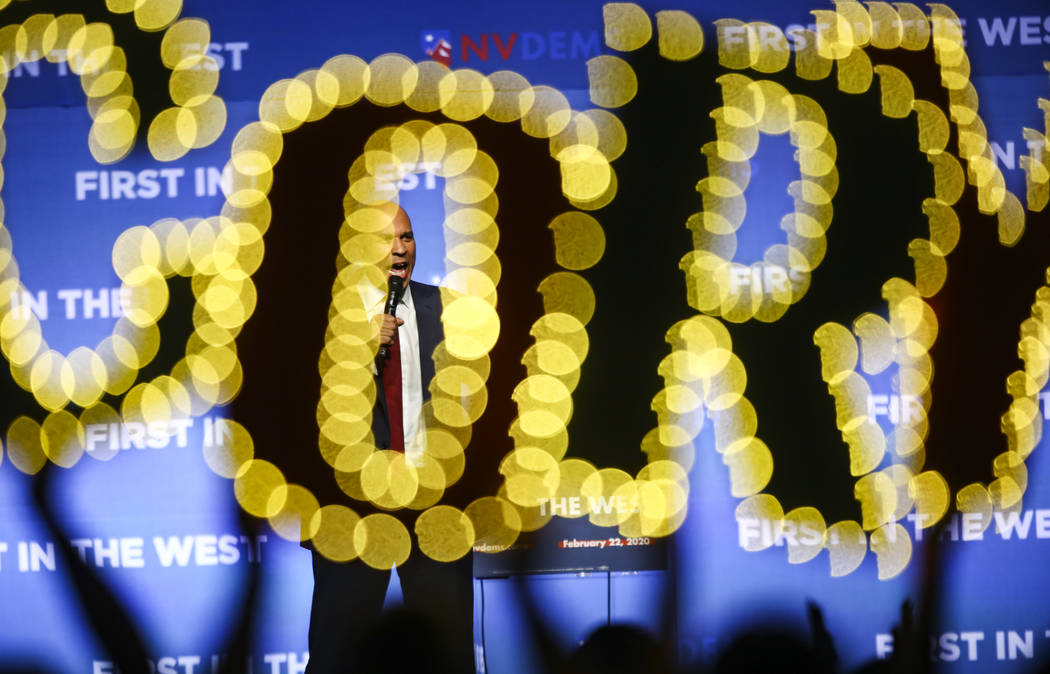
(377, 275, 405, 372)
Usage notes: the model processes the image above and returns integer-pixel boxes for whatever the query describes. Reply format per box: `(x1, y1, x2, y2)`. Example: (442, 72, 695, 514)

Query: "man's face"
(389, 207, 416, 284)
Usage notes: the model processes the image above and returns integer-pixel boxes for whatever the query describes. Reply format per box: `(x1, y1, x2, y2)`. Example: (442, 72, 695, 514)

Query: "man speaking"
(305, 205, 476, 673)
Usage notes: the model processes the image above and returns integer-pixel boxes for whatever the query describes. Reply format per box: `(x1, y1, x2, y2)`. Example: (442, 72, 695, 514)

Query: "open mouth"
(389, 261, 409, 277)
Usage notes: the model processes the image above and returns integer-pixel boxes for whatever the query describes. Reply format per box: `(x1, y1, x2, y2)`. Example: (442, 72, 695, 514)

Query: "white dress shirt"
(366, 283, 428, 465)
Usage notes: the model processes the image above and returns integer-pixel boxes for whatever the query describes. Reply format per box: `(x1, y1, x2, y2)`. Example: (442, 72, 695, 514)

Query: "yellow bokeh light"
(655, 10, 704, 62)
(603, 3, 653, 52)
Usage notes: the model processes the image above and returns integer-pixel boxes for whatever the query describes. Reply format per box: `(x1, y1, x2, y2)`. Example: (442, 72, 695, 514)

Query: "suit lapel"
(411, 281, 441, 401)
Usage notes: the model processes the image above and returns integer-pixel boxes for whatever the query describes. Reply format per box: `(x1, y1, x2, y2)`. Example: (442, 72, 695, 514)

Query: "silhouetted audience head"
(564, 624, 671, 674)
(714, 626, 824, 674)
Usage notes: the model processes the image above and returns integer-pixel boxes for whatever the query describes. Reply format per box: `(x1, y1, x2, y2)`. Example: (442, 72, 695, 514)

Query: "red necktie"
(382, 336, 405, 453)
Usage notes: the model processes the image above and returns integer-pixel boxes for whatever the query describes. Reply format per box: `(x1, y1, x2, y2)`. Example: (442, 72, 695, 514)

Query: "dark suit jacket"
(371, 281, 443, 450)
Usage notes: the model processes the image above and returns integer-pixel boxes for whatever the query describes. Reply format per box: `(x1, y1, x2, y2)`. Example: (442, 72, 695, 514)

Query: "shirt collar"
(365, 279, 414, 313)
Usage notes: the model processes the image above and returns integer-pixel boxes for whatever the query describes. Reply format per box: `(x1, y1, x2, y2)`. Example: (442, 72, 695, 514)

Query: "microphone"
(377, 275, 405, 369)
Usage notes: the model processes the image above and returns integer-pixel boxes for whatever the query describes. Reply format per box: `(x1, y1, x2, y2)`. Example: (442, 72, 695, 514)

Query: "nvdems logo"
(421, 28, 601, 65)
(422, 31, 453, 67)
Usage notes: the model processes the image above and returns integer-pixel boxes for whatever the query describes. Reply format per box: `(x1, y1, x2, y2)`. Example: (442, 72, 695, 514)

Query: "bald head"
(388, 206, 416, 285)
